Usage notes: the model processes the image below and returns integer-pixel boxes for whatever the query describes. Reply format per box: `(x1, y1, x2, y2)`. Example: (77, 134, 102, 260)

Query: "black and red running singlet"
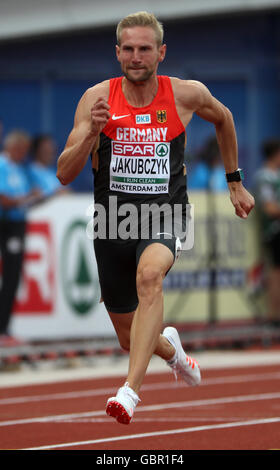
(93, 75, 188, 213)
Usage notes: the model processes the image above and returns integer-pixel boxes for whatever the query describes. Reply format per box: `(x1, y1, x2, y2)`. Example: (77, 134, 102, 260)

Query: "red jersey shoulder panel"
(103, 76, 185, 142)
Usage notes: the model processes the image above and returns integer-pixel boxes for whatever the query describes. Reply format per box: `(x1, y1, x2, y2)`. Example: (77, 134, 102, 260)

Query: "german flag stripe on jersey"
(93, 76, 188, 209)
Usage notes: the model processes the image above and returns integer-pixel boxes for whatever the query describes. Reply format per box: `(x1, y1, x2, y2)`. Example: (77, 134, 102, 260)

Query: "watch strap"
(226, 168, 244, 183)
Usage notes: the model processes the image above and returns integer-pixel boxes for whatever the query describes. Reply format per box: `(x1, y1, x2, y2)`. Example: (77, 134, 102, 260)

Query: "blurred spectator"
(253, 139, 280, 326)
(187, 136, 228, 191)
(0, 130, 42, 346)
(28, 134, 67, 198)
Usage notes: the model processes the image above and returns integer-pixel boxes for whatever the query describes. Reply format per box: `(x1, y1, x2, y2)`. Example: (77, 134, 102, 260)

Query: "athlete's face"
(116, 26, 166, 83)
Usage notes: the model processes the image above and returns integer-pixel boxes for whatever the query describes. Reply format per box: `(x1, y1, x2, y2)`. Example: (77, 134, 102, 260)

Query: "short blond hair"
(116, 11, 164, 47)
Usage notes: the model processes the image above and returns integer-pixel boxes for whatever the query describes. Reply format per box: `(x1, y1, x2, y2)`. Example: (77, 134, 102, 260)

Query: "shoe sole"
(106, 400, 132, 425)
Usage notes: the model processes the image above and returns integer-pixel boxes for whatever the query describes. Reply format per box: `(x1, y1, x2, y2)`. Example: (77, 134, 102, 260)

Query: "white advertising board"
(10, 194, 114, 340)
(7, 190, 262, 340)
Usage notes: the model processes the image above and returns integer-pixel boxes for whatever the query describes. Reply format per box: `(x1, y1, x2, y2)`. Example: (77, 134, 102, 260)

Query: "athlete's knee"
(136, 264, 163, 297)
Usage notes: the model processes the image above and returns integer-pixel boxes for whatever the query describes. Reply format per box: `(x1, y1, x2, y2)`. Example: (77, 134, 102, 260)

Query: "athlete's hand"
(228, 182, 255, 219)
(90, 97, 110, 136)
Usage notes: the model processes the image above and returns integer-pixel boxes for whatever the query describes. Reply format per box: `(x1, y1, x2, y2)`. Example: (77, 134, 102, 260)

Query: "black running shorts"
(94, 233, 182, 314)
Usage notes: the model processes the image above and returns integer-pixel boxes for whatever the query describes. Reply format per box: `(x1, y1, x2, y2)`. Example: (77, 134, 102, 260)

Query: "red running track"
(0, 363, 280, 450)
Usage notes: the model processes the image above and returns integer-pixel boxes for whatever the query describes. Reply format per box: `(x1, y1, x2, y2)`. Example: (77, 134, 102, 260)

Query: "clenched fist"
(228, 183, 255, 219)
(90, 97, 111, 136)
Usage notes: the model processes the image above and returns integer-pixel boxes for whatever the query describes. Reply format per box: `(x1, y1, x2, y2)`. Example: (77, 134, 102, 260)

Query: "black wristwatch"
(225, 168, 244, 183)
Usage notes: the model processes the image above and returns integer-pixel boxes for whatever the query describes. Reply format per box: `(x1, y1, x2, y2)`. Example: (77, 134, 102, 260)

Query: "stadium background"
(0, 0, 280, 354)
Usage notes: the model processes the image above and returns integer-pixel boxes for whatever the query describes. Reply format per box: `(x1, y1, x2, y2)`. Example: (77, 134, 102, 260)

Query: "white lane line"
(1, 391, 280, 427)
(55, 416, 244, 423)
(1, 370, 280, 406)
(24, 417, 280, 450)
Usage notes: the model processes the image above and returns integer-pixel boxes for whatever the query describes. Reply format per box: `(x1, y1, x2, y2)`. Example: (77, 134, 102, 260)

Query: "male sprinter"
(57, 11, 255, 424)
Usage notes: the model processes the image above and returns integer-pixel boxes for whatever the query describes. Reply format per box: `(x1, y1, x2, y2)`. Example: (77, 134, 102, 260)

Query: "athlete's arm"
(56, 82, 110, 185)
(174, 79, 255, 219)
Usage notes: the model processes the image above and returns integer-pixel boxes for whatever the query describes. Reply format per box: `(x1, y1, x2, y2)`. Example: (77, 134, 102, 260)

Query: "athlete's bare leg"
(108, 310, 175, 359)
(117, 243, 174, 395)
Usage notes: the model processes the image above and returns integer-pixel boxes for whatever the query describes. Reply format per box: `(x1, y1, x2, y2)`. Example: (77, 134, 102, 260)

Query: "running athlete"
(57, 11, 255, 424)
